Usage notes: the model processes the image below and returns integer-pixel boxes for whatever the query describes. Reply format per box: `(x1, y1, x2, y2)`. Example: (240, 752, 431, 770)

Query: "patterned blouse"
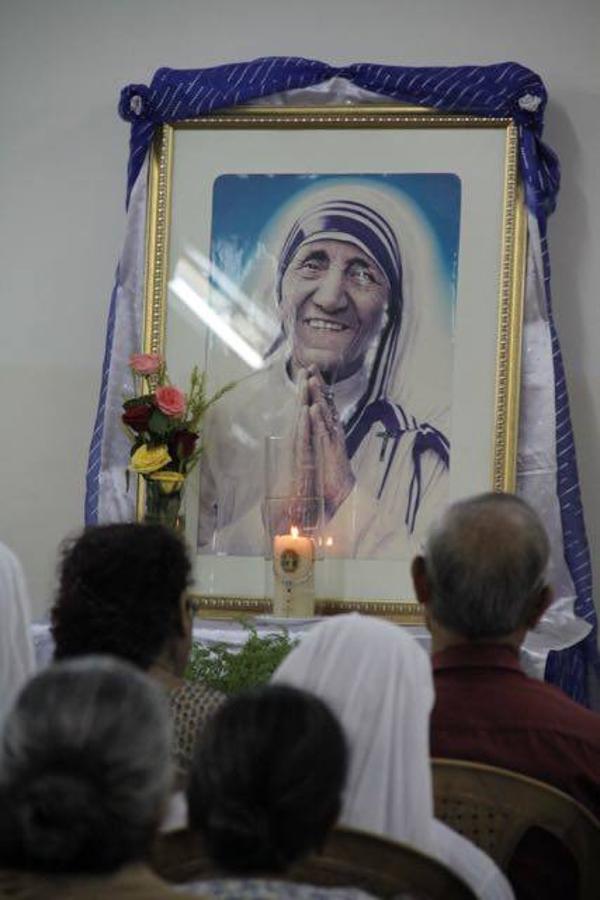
(184, 879, 378, 899)
(168, 681, 225, 774)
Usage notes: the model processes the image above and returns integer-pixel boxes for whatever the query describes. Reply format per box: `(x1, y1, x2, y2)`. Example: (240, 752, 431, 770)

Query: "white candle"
(274, 526, 313, 570)
(273, 526, 315, 617)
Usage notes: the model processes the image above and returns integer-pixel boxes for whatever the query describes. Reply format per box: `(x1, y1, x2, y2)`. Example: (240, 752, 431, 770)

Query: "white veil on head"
(272, 613, 513, 900)
(0, 542, 35, 725)
(243, 178, 453, 428)
(271, 613, 435, 850)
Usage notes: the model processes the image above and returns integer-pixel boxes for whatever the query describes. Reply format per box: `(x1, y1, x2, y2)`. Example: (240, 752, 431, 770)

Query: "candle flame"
(290, 526, 299, 538)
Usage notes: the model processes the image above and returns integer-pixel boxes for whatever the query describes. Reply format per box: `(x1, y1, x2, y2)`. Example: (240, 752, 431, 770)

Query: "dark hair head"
(0, 656, 172, 873)
(51, 523, 191, 668)
(424, 492, 550, 639)
(188, 684, 347, 875)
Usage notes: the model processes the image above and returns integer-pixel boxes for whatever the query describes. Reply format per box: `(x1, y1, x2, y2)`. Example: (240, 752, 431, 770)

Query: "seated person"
(50, 523, 223, 777)
(411, 491, 600, 898)
(185, 684, 375, 899)
(411, 492, 600, 812)
(272, 613, 514, 900)
(0, 656, 199, 899)
(0, 540, 35, 725)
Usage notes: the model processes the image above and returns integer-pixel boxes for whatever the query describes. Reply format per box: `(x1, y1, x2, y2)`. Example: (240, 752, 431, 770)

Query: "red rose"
(122, 402, 153, 433)
(170, 429, 199, 460)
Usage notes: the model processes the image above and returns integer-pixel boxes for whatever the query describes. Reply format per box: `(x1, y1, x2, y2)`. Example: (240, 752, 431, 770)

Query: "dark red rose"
(170, 429, 199, 460)
(122, 402, 153, 433)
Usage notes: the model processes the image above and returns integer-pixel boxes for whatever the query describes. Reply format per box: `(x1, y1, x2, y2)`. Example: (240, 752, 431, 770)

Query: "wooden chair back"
(432, 757, 600, 899)
(152, 824, 478, 899)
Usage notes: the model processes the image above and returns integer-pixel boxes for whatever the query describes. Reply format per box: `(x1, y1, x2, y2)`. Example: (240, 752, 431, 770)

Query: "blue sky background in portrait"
(209, 173, 461, 309)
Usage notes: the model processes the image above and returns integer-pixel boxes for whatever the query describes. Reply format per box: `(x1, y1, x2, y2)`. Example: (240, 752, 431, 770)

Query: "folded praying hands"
(294, 366, 355, 520)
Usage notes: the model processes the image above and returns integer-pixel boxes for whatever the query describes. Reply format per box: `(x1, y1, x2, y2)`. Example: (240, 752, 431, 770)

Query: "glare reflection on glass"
(169, 250, 279, 372)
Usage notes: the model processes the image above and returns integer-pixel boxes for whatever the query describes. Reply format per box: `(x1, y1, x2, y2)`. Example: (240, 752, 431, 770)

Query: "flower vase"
(144, 474, 186, 534)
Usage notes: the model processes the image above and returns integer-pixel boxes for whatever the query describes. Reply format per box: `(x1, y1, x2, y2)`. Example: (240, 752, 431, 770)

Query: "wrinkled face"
(280, 239, 389, 381)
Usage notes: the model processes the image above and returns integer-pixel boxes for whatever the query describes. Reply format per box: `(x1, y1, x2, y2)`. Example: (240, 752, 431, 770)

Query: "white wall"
(1, 0, 599, 618)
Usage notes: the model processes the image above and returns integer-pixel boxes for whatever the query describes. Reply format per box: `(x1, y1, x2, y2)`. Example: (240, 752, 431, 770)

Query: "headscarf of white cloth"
(272, 612, 435, 849)
(0, 542, 35, 724)
(271, 613, 515, 900)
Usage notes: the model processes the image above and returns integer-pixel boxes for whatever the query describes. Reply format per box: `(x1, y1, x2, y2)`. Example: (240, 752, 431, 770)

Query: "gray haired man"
(412, 492, 600, 819)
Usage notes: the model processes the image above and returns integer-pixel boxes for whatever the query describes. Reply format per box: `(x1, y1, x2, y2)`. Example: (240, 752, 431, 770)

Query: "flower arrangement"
(122, 352, 232, 528)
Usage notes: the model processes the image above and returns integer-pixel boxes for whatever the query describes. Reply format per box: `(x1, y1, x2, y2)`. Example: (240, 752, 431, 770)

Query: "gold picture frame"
(140, 106, 526, 622)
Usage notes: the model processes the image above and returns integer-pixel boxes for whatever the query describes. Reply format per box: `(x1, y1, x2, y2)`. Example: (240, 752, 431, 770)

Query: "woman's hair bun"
(205, 801, 282, 871)
(13, 772, 102, 868)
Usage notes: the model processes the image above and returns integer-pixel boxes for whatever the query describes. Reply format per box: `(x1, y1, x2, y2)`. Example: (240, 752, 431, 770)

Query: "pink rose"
(155, 385, 186, 418)
(129, 353, 163, 376)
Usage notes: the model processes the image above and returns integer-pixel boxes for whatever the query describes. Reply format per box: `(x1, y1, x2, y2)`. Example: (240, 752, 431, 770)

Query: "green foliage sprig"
(186, 622, 299, 694)
(182, 367, 237, 473)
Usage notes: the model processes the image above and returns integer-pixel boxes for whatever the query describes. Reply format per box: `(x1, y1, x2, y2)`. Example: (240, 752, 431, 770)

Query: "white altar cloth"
(31, 617, 547, 680)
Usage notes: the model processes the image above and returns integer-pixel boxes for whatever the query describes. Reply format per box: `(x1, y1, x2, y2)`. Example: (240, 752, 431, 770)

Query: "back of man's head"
(423, 492, 550, 640)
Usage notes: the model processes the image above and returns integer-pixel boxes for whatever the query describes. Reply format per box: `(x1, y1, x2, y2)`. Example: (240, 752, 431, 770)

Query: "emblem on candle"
(273, 526, 315, 617)
(281, 548, 300, 574)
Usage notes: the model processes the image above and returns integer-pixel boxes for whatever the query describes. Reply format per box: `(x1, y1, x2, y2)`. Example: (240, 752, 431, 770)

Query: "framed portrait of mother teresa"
(142, 106, 526, 620)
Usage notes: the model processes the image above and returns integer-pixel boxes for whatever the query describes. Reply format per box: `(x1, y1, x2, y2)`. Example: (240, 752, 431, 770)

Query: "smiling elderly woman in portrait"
(197, 182, 451, 560)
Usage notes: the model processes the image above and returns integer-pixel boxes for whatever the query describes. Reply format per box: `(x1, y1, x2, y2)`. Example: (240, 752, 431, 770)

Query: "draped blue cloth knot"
(118, 84, 152, 122)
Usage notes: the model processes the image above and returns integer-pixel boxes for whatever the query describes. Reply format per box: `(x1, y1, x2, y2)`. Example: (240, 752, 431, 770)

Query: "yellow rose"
(148, 470, 185, 495)
(130, 444, 171, 474)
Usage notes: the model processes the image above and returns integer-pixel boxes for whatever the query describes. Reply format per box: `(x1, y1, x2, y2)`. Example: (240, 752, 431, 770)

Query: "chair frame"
(152, 824, 479, 899)
(432, 757, 600, 899)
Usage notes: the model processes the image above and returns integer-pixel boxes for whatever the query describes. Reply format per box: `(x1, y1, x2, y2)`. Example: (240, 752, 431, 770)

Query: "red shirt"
(431, 643, 600, 899)
(430, 643, 600, 818)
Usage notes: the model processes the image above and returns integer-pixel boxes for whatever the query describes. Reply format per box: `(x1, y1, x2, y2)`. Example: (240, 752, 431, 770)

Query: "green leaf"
(148, 409, 173, 435)
(185, 621, 299, 693)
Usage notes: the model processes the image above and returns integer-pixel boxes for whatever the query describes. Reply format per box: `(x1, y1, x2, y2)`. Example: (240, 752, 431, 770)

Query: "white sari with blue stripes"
(197, 355, 448, 560)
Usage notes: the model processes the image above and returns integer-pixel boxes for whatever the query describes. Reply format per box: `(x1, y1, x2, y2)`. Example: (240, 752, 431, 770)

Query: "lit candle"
(272, 526, 315, 617)
(273, 526, 313, 568)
